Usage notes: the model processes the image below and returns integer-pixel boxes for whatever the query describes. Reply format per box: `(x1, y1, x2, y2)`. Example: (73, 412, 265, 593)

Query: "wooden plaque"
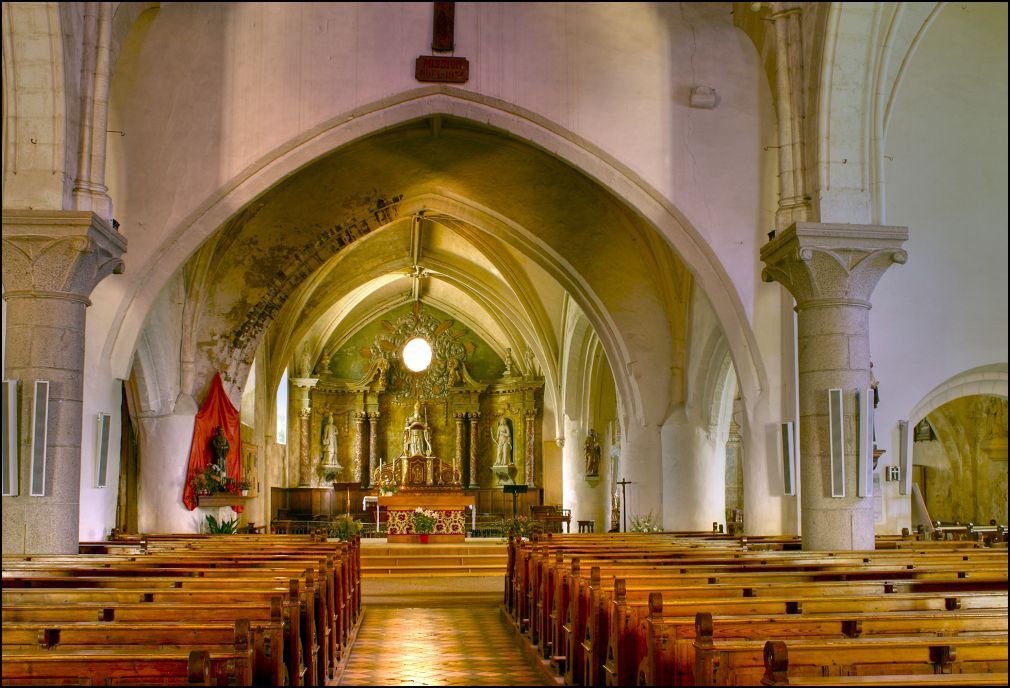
(415, 56, 469, 83)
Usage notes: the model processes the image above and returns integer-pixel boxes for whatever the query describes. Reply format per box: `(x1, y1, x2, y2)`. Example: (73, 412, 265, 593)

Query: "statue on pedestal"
(584, 429, 601, 477)
(493, 418, 513, 466)
(210, 426, 229, 471)
(321, 413, 340, 468)
(401, 400, 433, 457)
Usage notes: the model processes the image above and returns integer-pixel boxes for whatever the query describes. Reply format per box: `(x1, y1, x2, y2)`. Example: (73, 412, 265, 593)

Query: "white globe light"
(402, 337, 433, 372)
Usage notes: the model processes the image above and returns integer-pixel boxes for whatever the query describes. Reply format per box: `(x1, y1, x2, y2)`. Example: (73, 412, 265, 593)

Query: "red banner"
(182, 372, 243, 513)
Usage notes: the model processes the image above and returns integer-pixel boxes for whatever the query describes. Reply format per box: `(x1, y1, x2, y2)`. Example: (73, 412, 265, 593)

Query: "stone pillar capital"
(3, 210, 127, 302)
(760, 222, 908, 308)
(289, 377, 319, 391)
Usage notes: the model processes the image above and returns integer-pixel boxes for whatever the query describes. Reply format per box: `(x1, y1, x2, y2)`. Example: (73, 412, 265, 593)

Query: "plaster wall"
(98, 1, 772, 368)
(872, 3, 1008, 533)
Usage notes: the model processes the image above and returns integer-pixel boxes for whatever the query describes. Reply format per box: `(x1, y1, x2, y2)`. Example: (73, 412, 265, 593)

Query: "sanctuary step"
(360, 540, 507, 577)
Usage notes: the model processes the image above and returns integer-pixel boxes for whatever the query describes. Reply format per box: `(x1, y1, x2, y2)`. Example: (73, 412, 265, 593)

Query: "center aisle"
(337, 539, 550, 686)
(338, 605, 549, 686)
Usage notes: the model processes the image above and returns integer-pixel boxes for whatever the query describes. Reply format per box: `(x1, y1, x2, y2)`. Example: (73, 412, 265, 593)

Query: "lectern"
(502, 484, 528, 518)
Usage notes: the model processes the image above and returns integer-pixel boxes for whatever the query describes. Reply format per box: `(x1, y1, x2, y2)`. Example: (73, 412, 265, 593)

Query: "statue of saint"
(375, 356, 390, 386)
(402, 401, 430, 456)
(584, 429, 601, 476)
(503, 348, 515, 377)
(493, 418, 513, 466)
(446, 357, 461, 387)
(321, 413, 339, 467)
(210, 426, 229, 471)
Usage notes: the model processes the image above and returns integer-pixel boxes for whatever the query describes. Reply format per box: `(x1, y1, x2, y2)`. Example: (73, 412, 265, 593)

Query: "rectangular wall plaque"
(781, 421, 796, 496)
(857, 387, 873, 498)
(2, 380, 19, 497)
(828, 388, 845, 498)
(30, 381, 49, 497)
(95, 412, 112, 488)
(415, 55, 469, 83)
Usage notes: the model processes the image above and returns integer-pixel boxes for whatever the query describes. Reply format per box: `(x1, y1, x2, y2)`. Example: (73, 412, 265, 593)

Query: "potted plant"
(330, 514, 362, 541)
(205, 514, 238, 534)
(412, 507, 438, 543)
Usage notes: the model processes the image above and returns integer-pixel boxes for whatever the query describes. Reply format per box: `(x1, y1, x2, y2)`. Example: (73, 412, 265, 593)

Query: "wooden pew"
(2, 617, 285, 686)
(604, 584, 1008, 687)
(761, 640, 1010, 686)
(502, 533, 1008, 686)
(1, 645, 253, 686)
(566, 564, 1007, 686)
(5, 541, 354, 684)
(693, 633, 1009, 686)
(637, 606, 1009, 686)
(2, 534, 359, 686)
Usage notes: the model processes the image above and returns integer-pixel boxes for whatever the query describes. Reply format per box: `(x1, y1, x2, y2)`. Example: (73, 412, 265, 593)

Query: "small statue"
(493, 418, 513, 466)
(210, 426, 230, 471)
(584, 429, 601, 477)
(503, 348, 515, 377)
(446, 357, 461, 387)
(321, 413, 339, 467)
(375, 356, 390, 386)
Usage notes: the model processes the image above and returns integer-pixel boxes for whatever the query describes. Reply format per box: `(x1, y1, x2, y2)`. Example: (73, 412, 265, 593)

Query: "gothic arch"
(103, 87, 769, 437)
(908, 363, 1009, 425)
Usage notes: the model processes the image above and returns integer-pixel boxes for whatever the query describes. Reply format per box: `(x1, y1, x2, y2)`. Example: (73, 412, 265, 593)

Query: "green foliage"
(629, 511, 663, 533)
(498, 515, 530, 539)
(412, 507, 438, 534)
(330, 514, 362, 541)
(192, 464, 250, 495)
(205, 514, 238, 534)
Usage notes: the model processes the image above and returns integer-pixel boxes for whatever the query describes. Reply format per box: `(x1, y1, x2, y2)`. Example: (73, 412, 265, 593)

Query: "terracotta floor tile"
(338, 604, 548, 686)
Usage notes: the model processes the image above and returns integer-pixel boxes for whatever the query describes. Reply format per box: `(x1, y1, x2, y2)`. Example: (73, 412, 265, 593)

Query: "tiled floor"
(338, 605, 549, 686)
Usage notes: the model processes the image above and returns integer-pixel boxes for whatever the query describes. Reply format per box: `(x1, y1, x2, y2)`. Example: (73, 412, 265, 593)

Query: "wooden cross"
(616, 478, 633, 533)
(432, 2, 455, 52)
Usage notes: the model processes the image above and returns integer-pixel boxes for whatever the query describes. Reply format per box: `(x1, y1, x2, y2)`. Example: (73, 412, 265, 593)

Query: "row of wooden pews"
(2, 533, 361, 686)
(504, 532, 1008, 686)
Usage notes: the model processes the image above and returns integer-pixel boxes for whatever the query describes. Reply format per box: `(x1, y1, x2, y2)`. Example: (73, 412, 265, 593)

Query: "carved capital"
(3, 210, 126, 302)
(760, 222, 908, 307)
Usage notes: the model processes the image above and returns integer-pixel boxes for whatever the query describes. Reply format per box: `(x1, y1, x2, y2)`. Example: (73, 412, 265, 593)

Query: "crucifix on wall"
(416, 2, 469, 83)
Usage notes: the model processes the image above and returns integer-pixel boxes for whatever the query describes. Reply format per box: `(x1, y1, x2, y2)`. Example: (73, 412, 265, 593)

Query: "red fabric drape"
(182, 372, 243, 513)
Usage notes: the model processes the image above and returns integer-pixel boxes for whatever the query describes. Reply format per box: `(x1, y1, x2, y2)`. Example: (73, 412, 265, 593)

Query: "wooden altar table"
(378, 492, 475, 543)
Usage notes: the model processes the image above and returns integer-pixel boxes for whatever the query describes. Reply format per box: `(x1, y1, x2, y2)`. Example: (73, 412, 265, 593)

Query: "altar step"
(361, 541, 508, 577)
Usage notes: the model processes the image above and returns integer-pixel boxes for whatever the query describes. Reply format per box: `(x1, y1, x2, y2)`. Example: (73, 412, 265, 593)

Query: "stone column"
(525, 412, 537, 487)
(289, 378, 318, 486)
(365, 412, 379, 487)
(761, 222, 907, 550)
(2, 210, 126, 554)
(353, 412, 367, 484)
(468, 412, 480, 488)
(454, 412, 466, 485)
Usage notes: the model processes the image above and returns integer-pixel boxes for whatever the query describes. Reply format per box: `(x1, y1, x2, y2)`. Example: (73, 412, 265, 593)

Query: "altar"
(378, 492, 474, 543)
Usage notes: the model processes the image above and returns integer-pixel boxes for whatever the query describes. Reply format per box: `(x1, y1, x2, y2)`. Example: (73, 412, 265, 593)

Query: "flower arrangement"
(191, 464, 251, 496)
(412, 507, 438, 534)
(499, 515, 530, 539)
(377, 474, 398, 496)
(629, 510, 663, 533)
(191, 464, 229, 495)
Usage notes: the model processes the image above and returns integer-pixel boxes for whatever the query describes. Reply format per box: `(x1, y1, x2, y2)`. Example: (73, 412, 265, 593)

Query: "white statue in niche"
(321, 413, 339, 468)
(493, 418, 513, 466)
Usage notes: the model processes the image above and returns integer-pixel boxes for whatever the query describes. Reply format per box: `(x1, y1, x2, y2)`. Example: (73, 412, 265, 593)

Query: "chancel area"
(2, 1, 1007, 686)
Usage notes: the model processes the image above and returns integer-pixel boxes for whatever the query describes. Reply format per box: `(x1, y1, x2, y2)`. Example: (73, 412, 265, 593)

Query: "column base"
(801, 504, 875, 551)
